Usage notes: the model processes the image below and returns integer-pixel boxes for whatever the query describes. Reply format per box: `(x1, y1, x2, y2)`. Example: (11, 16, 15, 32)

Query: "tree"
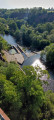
(46, 23, 53, 33)
(47, 34, 54, 43)
(14, 29, 21, 42)
(6, 64, 46, 120)
(0, 42, 2, 51)
(9, 20, 17, 32)
(6, 63, 19, 80)
(41, 43, 54, 67)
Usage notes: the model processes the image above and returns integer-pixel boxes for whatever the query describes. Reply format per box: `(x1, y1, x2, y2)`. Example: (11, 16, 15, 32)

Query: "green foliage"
(0, 8, 54, 120)
(0, 61, 54, 120)
(6, 63, 19, 80)
(47, 34, 54, 43)
(14, 29, 21, 42)
(0, 42, 2, 51)
(0, 36, 10, 51)
(9, 20, 17, 31)
(0, 22, 5, 34)
(41, 44, 54, 67)
(0, 8, 54, 50)
(46, 23, 53, 33)
(16, 19, 25, 29)
(22, 29, 32, 47)
(42, 91, 54, 120)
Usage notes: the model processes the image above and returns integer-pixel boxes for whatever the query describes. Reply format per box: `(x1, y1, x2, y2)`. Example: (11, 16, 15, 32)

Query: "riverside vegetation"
(0, 7, 54, 120)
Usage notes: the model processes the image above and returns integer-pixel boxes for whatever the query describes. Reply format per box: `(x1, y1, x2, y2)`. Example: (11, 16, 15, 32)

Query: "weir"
(17, 44, 28, 57)
(1, 34, 54, 92)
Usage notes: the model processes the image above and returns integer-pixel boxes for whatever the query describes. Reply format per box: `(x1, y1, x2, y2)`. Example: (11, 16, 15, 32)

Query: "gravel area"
(3, 50, 24, 64)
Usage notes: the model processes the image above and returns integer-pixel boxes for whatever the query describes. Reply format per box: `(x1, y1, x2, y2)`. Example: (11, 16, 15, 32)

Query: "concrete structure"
(0, 108, 10, 120)
(3, 50, 24, 65)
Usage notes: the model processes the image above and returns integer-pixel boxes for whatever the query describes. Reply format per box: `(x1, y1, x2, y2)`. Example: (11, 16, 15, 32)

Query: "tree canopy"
(0, 61, 54, 120)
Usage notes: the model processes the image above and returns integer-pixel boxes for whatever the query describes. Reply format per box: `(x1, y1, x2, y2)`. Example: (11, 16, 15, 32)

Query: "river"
(0, 34, 54, 92)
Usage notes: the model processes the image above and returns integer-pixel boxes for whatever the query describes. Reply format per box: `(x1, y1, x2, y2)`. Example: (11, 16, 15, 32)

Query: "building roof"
(0, 108, 10, 120)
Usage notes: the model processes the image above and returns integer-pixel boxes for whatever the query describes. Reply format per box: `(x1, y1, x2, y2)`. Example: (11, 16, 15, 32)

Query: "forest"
(0, 7, 54, 120)
(0, 8, 54, 50)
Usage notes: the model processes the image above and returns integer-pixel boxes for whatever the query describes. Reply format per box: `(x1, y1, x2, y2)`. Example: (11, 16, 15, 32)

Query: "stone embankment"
(2, 45, 24, 65)
(11, 45, 21, 54)
(17, 44, 28, 57)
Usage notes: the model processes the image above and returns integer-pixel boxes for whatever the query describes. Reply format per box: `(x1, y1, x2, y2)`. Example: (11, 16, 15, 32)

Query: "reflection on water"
(32, 59, 46, 70)
(0, 34, 17, 47)
(22, 53, 40, 67)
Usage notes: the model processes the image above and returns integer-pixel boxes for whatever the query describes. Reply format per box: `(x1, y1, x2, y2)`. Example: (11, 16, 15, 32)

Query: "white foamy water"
(32, 59, 46, 70)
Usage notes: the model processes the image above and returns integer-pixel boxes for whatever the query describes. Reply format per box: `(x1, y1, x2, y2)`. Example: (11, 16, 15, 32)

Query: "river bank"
(0, 34, 54, 92)
(2, 50, 24, 65)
